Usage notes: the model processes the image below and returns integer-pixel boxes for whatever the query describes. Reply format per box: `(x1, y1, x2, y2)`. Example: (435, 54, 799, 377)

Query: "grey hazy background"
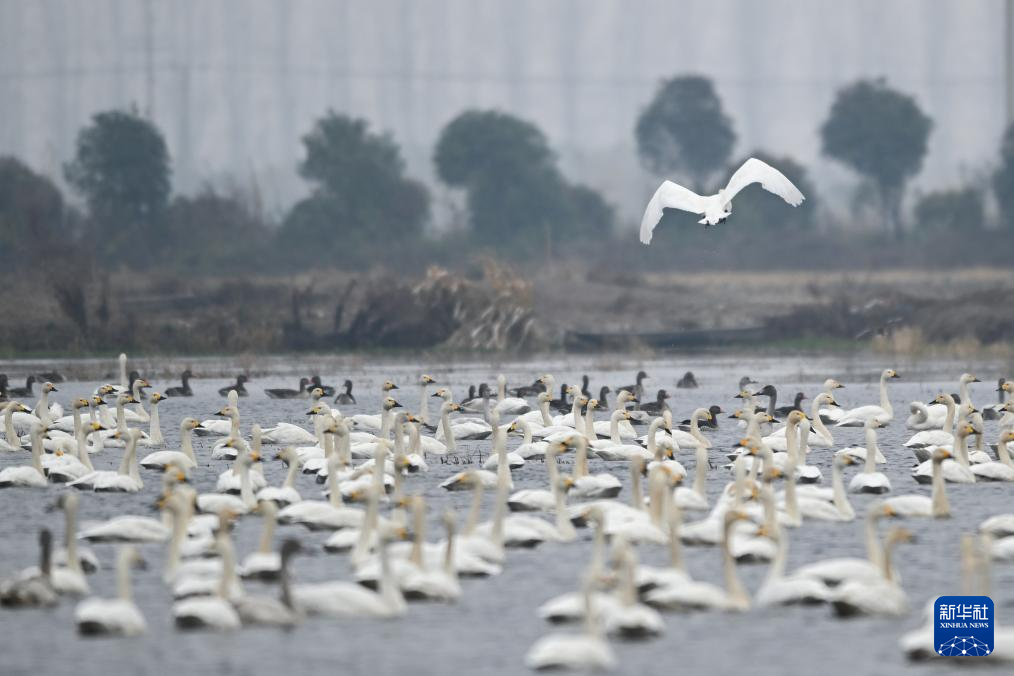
(0, 0, 1005, 223)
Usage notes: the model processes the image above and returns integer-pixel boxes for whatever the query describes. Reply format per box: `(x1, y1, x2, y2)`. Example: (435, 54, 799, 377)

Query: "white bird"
(639, 157, 805, 243)
(75, 546, 146, 636)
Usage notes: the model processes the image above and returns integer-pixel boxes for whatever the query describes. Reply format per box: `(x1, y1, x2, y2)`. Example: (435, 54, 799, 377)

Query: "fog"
(0, 0, 1006, 219)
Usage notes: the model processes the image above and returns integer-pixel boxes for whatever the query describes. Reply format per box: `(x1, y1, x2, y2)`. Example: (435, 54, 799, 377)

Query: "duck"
(836, 369, 899, 427)
(676, 371, 698, 389)
(264, 377, 310, 399)
(618, 370, 649, 403)
(74, 546, 146, 636)
(831, 527, 913, 618)
(0, 529, 58, 608)
(217, 374, 249, 397)
(335, 379, 356, 405)
(164, 369, 194, 397)
(847, 418, 892, 494)
(5, 375, 36, 398)
(640, 389, 671, 416)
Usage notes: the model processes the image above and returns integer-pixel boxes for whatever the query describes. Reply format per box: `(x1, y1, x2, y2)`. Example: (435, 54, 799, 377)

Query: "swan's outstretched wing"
(639, 180, 707, 244)
(723, 158, 805, 207)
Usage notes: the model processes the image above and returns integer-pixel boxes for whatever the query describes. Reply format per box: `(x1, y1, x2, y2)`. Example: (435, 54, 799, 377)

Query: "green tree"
(280, 112, 429, 264)
(0, 156, 67, 267)
(65, 109, 171, 262)
(913, 187, 983, 232)
(820, 79, 932, 236)
(635, 75, 736, 190)
(992, 122, 1014, 230)
(434, 109, 613, 250)
(727, 152, 817, 230)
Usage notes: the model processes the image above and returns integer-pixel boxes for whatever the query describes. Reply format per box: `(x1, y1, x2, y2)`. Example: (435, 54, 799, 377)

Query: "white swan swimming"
(493, 374, 531, 415)
(885, 448, 953, 518)
(911, 422, 976, 484)
(794, 502, 893, 586)
(140, 417, 202, 470)
(601, 541, 665, 638)
(836, 369, 899, 427)
(831, 527, 913, 618)
(69, 429, 145, 493)
(754, 523, 831, 606)
(639, 157, 805, 241)
(525, 573, 617, 671)
(75, 546, 146, 636)
(1, 400, 31, 451)
(0, 423, 47, 488)
(847, 419, 892, 494)
(970, 430, 1014, 482)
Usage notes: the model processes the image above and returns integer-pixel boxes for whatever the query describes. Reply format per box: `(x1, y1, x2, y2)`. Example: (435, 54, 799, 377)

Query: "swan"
(140, 418, 202, 470)
(639, 157, 804, 241)
(197, 446, 259, 514)
(74, 546, 146, 636)
(680, 456, 759, 547)
(0, 423, 47, 488)
(237, 501, 284, 580)
(196, 390, 239, 436)
(538, 508, 616, 623)
(13, 493, 89, 595)
(847, 419, 892, 494)
(256, 447, 303, 504)
(602, 468, 668, 545)
(69, 429, 144, 492)
(172, 561, 243, 630)
(633, 502, 692, 593)
(595, 412, 655, 462)
(815, 374, 847, 423)
(645, 409, 714, 450)
(508, 441, 567, 512)
(568, 434, 623, 499)
(260, 420, 316, 445)
(0, 529, 58, 608)
(1, 400, 30, 451)
(513, 392, 554, 430)
(493, 374, 531, 415)
(884, 448, 952, 518)
(831, 527, 913, 618)
(278, 449, 363, 530)
(672, 439, 710, 511)
(216, 429, 268, 492)
(911, 422, 976, 484)
(755, 523, 832, 606)
(440, 416, 511, 491)
(763, 395, 835, 448)
(233, 539, 301, 627)
(601, 542, 665, 638)
(970, 430, 1014, 482)
(836, 369, 899, 427)
(400, 509, 463, 602)
(782, 454, 856, 522)
(905, 393, 958, 451)
(645, 510, 752, 611)
(506, 418, 549, 460)
(294, 533, 407, 619)
(525, 575, 617, 671)
(794, 501, 893, 586)
(413, 374, 437, 424)
(793, 417, 824, 483)
(144, 391, 167, 445)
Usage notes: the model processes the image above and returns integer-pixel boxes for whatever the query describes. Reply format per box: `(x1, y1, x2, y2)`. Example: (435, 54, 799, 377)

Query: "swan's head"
(733, 389, 752, 401)
(216, 405, 237, 417)
(1000, 430, 1014, 444)
(419, 374, 436, 386)
(616, 390, 637, 405)
(431, 387, 450, 400)
(960, 373, 981, 385)
(932, 447, 953, 462)
(72, 398, 90, 410)
(182, 418, 201, 431)
(884, 369, 900, 380)
(566, 385, 580, 396)
(834, 454, 857, 468)
(89, 422, 105, 432)
(1000, 380, 1012, 394)
(886, 527, 915, 546)
(309, 387, 325, 400)
(383, 397, 402, 411)
(587, 398, 600, 411)
(97, 384, 116, 397)
(382, 380, 399, 392)
(956, 422, 977, 438)
(442, 402, 462, 414)
(41, 382, 58, 394)
(305, 403, 328, 416)
(91, 396, 105, 407)
(787, 410, 807, 425)
(824, 378, 844, 390)
(576, 395, 589, 408)
(864, 417, 882, 429)
(274, 446, 298, 464)
(537, 392, 552, 404)
(150, 392, 167, 404)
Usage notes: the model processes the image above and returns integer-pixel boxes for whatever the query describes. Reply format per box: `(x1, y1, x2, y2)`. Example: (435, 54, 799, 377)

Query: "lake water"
(0, 353, 1011, 675)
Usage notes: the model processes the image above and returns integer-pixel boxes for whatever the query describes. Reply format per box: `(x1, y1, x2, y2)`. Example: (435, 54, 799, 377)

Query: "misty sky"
(0, 0, 1006, 226)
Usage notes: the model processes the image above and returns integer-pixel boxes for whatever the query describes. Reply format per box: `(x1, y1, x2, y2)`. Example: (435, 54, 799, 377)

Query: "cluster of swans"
(1, 358, 1012, 670)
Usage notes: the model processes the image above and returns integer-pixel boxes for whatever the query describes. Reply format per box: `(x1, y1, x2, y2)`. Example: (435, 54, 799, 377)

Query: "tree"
(635, 75, 736, 190)
(434, 110, 614, 250)
(165, 188, 270, 273)
(992, 122, 1014, 230)
(913, 188, 983, 232)
(65, 109, 171, 262)
(726, 152, 818, 230)
(280, 112, 429, 265)
(820, 79, 932, 236)
(0, 156, 67, 267)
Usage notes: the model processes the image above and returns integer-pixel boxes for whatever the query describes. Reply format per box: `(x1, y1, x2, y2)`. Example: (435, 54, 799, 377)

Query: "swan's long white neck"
(864, 510, 884, 571)
(3, 403, 19, 447)
(809, 397, 833, 444)
(418, 382, 430, 425)
(583, 406, 596, 440)
(539, 398, 551, 426)
(116, 548, 135, 601)
(931, 457, 950, 517)
(573, 435, 589, 478)
(998, 436, 1012, 467)
(942, 396, 956, 432)
(646, 417, 662, 461)
(831, 461, 852, 518)
(64, 499, 82, 576)
(764, 529, 788, 586)
(609, 410, 624, 444)
(180, 423, 196, 464)
(692, 443, 708, 498)
(30, 427, 44, 475)
(440, 407, 456, 453)
(75, 416, 95, 472)
(863, 425, 879, 474)
(131, 381, 149, 420)
(149, 401, 163, 445)
(878, 372, 893, 415)
(36, 388, 52, 426)
(552, 477, 575, 541)
(118, 354, 128, 389)
(326, 446, 343, 509)
(721, 518, 749, 608)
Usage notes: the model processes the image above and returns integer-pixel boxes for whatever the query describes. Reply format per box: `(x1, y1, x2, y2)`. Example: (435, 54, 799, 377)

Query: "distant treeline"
(2, 74, 1014, 279)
